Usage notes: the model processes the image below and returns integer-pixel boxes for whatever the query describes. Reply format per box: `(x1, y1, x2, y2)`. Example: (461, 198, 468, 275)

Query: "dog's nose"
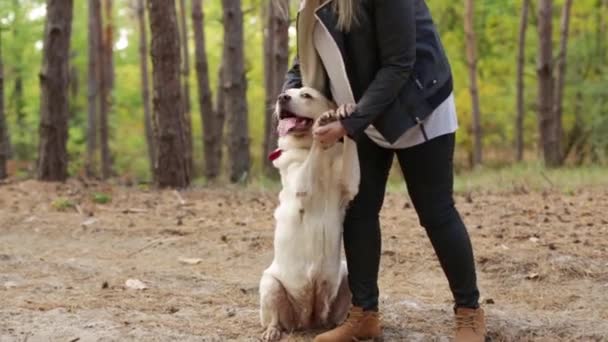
(278, 93, 291, 103)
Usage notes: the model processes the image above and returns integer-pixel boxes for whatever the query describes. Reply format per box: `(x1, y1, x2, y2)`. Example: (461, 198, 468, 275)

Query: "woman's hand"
(313, 103, 356, 147)
(314, 121, 347, 147)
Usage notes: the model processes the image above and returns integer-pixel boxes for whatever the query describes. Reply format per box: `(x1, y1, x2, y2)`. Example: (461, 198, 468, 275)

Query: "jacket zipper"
(413, 75, 429, 141)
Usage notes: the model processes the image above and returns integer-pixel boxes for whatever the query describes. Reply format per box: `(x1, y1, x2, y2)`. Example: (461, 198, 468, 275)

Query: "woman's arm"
(282, 57, 303, 92)
(341, 0, 417, 141)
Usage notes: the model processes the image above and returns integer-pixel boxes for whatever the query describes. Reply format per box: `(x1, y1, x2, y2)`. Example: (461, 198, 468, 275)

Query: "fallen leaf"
(125, 279, 148, 290)
(24, 216, 37, 223)
(526, 273, 540, 280)
(122, 208, 148, 214)
(166, 306, 179, 314)
(3, 281, 18, 289)
(397, 300, 421, 310)
(81, 218, 98, 227)
(178, 257, 203, 265)
(465, 193, 473, 203)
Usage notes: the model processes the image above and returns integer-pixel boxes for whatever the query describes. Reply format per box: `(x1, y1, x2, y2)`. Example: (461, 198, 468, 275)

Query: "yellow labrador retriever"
(259, 87, 360, 341)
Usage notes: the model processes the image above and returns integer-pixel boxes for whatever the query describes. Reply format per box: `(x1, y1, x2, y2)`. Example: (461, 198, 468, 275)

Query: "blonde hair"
(282, 0, 358, 31)
(333, 0, 359, 32)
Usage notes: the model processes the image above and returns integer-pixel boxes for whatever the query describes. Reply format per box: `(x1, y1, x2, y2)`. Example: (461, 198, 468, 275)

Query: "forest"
(0, 0, 605, 186)
(1, 1, 608, 341)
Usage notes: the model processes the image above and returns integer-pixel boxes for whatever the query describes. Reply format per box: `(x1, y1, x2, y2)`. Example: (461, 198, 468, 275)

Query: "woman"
(281, 1, 485, 341)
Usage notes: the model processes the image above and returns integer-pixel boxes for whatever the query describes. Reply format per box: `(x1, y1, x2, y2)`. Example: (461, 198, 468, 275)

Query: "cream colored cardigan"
(297, 0, 327, 92)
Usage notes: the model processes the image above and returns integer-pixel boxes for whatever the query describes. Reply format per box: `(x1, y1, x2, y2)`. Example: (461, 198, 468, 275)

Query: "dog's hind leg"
(312, 280, 333, 328)
(259, 273, 296, 341)
(328, 264, 352, 326)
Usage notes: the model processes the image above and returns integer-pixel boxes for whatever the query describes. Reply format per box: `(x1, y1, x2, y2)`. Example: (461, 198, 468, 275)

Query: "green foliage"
(91, 192, 111, 204)
(0, 0, 606, 182)
(451, 163, 608, 193)
(51, 197, 76, 211)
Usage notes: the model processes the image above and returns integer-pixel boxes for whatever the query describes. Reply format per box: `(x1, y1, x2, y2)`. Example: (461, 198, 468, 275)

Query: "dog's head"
(275, 87, 334, 140)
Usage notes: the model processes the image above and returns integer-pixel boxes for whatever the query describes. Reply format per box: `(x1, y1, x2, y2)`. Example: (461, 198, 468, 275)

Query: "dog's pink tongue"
(278, 117, 298, 137)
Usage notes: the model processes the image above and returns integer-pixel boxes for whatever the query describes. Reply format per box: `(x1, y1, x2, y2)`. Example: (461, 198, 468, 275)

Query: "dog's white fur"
(259, 87, 360, 341)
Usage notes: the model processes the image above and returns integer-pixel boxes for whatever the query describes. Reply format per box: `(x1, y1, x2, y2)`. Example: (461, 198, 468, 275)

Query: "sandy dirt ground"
(1, 180, 607, 341)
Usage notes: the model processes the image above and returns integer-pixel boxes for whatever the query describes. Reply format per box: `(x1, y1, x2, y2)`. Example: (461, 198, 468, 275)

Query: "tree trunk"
(148, 0, 190, 188)
(178, 0, 192, 115)
(215, 63, 226, 174)
(37, 0, 74, 182)
(137, 0, 155, 179)
(178, 0, 194, 176)
(222, 0, 250, 183)
(0, 31, 7, 179)
(262, 0, 289, 176)
(87, 0, 101, 177)
(271, 0, 289, 144)
(515, 0, 530, 162)
(13, 76, 24, 155)
(554, 0, 573, 164)
(262, 3, 276, 175)
(10, 0, 23, 156)
(192, 0, 222, 180)
(99, 0, 114, 179)
(537, 0, 560, 167)
(464, 0, 482, 167)
(103, 1, 115, 90)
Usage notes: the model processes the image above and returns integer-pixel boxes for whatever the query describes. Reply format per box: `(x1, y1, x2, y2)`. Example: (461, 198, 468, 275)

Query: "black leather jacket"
(282, 0, 453, 143)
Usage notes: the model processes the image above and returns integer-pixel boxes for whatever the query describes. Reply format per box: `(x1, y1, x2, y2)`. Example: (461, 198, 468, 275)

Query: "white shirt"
(313, 18, 458, 149)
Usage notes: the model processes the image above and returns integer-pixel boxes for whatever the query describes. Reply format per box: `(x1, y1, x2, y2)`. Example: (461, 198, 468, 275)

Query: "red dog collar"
(268, 149, 283, 161)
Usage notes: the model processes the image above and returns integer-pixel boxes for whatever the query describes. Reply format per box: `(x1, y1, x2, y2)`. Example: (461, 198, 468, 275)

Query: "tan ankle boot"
(314, 306, 383, 342)
(454, 307, 486, 342)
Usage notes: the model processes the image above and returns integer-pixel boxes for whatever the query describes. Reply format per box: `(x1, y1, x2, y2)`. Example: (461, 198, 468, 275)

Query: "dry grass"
(0, 180, 607, 341)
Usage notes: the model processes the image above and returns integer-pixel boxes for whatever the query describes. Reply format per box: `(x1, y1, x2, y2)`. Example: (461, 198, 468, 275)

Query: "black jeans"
(343, 133, 480, 311)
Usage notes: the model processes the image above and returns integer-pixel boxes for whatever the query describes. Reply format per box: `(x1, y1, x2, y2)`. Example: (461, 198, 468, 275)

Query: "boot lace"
(455, 312, 478, 330)
(343, 309, 365, 327)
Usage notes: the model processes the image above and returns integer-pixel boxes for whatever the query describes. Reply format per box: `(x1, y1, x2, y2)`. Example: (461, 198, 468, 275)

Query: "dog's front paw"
(316, 109, 339, 127)
(261, 325, 283, 342)
(340, 182, 359, 204)
(336, 103, 356, 119)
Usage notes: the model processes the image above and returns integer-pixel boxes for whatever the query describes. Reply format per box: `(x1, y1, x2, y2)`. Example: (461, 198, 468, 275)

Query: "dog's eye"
(301, 92, 313, 100)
